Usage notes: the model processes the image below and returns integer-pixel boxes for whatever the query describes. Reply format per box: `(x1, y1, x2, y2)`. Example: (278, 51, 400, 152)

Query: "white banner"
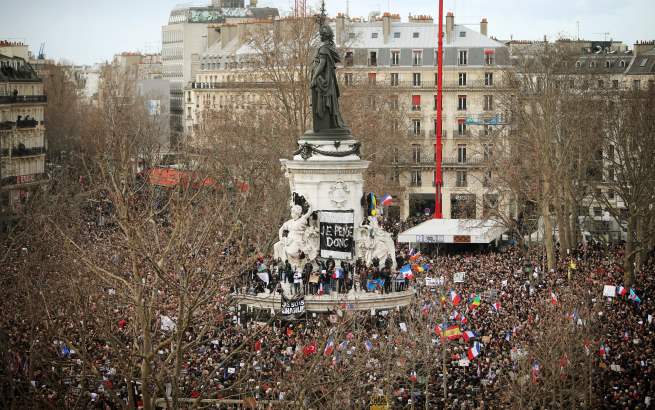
(454, 272, 466, 283)
(603, 285, 616, 298)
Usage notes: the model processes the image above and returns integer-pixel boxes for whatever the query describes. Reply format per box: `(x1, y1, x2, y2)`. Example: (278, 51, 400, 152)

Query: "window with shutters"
(391, 50, 400, 65)
(412, 145, 422, 163)
(412, 119, 421, 135)
(484, 72, 493, 86)
(458, 95, 467, 110)
(456, 171, 468, 187)
(411, 95, 421, 111)
(390, 73, 399, 86)
(457, 145, 467, 163)
(458, 50, 468, 65)
(413, 50, 423, 65)
(484, 95, 493, 111)
(458, 72, 467, 86)
(413, 72, 421, 86)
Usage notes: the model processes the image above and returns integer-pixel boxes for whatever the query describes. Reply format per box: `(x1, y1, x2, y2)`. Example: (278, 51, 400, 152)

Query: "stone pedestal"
(282, 134, 369, 229)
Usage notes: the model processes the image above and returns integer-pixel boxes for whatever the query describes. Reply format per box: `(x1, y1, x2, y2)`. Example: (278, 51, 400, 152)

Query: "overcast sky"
(1, 0, 652, 65)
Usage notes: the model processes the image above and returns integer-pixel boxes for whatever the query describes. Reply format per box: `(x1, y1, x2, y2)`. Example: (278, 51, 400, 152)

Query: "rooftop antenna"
(593, 32, 611, 41)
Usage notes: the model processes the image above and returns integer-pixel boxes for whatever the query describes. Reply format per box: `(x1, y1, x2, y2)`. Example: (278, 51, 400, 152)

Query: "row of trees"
(489, 43, 655, 284)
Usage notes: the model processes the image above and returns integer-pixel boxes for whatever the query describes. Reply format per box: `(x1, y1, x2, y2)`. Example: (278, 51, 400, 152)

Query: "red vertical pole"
(434, 0, 444, 219)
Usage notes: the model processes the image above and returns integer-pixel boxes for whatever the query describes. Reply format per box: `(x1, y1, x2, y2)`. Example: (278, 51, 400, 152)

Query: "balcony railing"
(0, 173, 47, 187)
(0, 95, 47, 104)
(1, 146, 46, 157)
(442, 156, 486, 166)
(16, 119, 39, 128)
(411, 105, 421, 111)
(452, 131, 473, 139)
(406, 130, 425, 137)
(190, 82, 272, 90)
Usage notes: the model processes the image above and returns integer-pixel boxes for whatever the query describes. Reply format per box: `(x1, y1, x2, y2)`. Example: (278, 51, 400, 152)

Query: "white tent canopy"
(397, 219, 506, 244)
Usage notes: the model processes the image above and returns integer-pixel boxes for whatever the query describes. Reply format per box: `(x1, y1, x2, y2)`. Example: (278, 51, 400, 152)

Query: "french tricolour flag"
(381, 194, 393, 206)
(463, 330, 476, 342)
(492, 302, 501, 312)
(324, 337, 335, 356)
(467, 341, 481, 360)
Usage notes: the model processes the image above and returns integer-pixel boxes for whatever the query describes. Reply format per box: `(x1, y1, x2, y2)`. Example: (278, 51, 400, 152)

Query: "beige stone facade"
(0, 42, 47, 215)
(184, 13, 512, 220)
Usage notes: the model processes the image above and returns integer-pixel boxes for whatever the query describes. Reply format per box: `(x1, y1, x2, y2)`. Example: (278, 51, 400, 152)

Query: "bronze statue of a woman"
(310, 25, 347, 133)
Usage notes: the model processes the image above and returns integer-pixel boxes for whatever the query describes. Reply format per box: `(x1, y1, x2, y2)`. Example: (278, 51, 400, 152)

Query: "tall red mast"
(434, 0, 444, 219)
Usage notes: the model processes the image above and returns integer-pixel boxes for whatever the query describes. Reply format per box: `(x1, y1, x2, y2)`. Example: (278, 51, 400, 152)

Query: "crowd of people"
(2, 230, 654, 408)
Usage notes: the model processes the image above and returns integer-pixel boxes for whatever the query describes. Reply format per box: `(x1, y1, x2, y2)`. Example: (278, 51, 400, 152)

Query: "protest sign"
(281, 295, 305, 316)
(454, 272, 466, 283)
(425, 276, 444, 287)
(319, 211, 354, 259)
(603, 285, 616, 298)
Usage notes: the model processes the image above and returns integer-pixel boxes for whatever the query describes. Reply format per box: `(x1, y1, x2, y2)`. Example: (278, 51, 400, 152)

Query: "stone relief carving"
(328, 181, 349, 208)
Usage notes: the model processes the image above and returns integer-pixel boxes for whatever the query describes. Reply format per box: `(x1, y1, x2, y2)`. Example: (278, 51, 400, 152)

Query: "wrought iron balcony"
(1, 146, 46, 157)
(442, 156, 486, 166)
(0, 95, 47, 104)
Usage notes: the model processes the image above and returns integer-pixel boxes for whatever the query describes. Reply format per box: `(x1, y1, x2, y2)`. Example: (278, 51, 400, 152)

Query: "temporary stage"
(397, 219, 506, 244)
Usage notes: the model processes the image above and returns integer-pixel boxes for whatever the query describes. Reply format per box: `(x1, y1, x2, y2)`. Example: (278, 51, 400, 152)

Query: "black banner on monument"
(281, 294, 305, 316)
(319, 210, 354, 259)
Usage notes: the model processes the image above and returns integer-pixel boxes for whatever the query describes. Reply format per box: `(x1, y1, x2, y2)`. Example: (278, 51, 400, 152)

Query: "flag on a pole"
(629, 288, 641, 303)
(364, 340, 373, 351)
(443, 325, 462, 340)
(380, 194, 393, 206)
(470, 295, 481, 310)
(467, 341, 481, 360)
(492, 302, 501, 312)
(450, 291, 462, 306)
(463, 330, 476, 342)
(617, 286, 627, 296)
(550, 291, 558, 305)
(324, 337, 335, 356)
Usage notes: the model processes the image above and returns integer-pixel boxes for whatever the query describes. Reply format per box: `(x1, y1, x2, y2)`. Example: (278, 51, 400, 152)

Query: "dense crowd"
(2, 236, 653, 408)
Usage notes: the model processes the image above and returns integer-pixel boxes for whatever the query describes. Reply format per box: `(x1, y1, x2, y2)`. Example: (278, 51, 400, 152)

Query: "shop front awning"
(397, 218, 506, 244)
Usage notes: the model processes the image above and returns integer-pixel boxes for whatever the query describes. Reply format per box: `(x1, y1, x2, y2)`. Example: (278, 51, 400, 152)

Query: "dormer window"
(413, 32, 419, 38)
(459, 31, 466, 37)
(371, 32, 378, 39)
(619, 60, 626, 68)
(575, 61, 581, 68)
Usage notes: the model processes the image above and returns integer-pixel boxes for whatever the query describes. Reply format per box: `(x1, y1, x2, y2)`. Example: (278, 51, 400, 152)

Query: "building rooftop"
(0, 54, 40, 83)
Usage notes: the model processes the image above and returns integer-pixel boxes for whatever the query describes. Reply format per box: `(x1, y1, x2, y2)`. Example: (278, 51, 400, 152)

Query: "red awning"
(143, 168, 249, 192)
(484, 49, 495, 55)
(457, 118, 466, 124)
(412, 95, 421, 105)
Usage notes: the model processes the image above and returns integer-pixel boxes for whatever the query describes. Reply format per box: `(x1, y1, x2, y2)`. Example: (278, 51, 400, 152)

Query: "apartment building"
(0, 42, 47, 215)
(162, 2, 278, 146)
(335, 12, 510, 219)
(185, 12, 511, 219)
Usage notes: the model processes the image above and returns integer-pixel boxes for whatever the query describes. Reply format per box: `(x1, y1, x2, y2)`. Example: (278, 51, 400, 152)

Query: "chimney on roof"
(336, 13, 346, 45)
(250, 0, 257, 6)
(480, 18, 488, 36)
(446, 12, 454, 44)
(383, 12, 392, 44)
(634, 40, 655, 56)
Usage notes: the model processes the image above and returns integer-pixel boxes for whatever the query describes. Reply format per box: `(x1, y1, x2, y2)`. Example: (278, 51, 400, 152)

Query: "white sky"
(1, 0, 652, 65)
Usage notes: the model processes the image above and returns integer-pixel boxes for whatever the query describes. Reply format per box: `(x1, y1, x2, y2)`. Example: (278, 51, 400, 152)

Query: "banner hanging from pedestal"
(319, 210, 354, 259)
(281, 294, 305, 316)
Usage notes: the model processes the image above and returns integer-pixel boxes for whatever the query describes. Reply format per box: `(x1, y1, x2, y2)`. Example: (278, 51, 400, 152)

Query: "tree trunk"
(556, 203, 570, 253)
(541, 181, 556, 271)
(635, 215, 644, 273)
(623, 214, 636, 286)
